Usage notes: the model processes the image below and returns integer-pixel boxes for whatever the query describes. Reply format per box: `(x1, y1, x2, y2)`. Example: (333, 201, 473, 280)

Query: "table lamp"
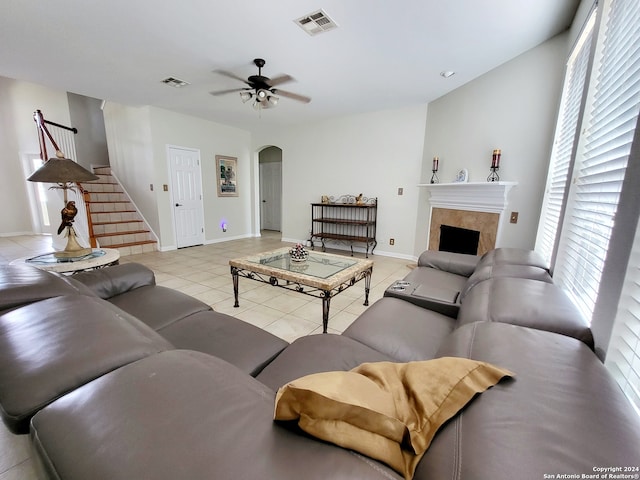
(27, 151, 99, 258)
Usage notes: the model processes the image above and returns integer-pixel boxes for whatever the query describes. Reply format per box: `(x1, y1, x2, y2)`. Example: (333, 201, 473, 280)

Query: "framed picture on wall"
(216, 155, 238, 197)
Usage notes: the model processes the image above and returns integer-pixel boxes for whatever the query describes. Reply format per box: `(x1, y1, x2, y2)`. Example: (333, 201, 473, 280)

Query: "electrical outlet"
(510, 212, 519, 224)
(389, 238, 395, 245)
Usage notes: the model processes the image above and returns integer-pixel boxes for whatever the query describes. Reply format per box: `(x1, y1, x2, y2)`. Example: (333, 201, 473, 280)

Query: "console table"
(310, 195, 377, 257)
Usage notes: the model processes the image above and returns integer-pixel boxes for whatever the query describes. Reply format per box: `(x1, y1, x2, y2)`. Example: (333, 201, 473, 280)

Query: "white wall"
(254, 104, 428, 260)
(147, 107, 253, 249)
(0, 76, 72, 236)
(104, 104, 254, 250)
(67, 93, 110, 169)
(103, 103, 159, 238)
(414, 32, 569, 253)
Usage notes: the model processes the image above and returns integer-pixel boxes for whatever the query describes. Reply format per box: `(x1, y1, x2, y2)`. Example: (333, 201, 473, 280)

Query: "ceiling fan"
(210, 58, 311, 109)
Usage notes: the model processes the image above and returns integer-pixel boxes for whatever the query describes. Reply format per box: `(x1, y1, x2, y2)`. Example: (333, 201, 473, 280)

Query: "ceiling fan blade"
(209, 87, 248, 96)
(213, 69, 250, 85)
(266, 74, 294, 87)
(273, 89, 311, 104)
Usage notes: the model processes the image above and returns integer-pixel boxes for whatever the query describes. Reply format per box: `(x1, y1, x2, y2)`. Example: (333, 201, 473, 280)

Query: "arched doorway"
(258, 146, 282, 234)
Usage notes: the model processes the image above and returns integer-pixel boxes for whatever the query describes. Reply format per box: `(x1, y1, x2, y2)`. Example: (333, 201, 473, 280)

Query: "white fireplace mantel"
(418, 181, 517, 213)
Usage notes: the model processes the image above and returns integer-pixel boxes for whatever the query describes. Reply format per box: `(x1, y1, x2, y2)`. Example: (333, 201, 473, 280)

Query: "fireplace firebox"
(439, 225, 480, 255)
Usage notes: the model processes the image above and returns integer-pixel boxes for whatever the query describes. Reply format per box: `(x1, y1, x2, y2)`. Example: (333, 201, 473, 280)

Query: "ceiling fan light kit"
(211, 58, 311, 112)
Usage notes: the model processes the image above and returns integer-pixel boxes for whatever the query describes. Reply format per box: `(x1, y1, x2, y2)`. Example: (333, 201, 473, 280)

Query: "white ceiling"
(1, 0, 579, 132)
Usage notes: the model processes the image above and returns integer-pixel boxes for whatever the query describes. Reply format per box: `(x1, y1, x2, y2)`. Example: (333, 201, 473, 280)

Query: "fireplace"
(419, 181, 517, 256)
(439, 225, 480, 255)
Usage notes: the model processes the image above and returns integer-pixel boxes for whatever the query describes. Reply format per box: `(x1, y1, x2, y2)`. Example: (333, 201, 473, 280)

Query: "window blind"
(536, 14, 595, 266)
(553, 0, 640, 320)
(606, 219, 640, 415)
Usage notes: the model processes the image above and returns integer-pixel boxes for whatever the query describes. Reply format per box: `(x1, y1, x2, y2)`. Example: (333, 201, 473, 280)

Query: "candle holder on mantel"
(487, 149, 501, 182)
(430, 156, 440, 184)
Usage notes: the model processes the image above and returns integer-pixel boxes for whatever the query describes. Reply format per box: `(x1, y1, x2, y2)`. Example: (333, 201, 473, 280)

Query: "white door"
(168, 146, 205, 248)
(259, 160, 282, 231)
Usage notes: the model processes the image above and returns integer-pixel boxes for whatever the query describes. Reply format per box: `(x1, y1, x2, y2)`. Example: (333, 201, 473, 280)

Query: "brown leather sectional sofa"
(1, 248, 639, 479)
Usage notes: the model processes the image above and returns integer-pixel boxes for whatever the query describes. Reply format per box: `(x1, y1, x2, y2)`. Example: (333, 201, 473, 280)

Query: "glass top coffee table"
(229, 247, 373, 333)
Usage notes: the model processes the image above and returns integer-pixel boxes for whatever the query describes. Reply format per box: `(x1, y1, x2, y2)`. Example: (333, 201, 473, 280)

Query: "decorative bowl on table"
(289, 243, 309, 262)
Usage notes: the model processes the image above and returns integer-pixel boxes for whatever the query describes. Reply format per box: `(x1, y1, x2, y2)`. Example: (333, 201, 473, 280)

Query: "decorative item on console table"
(310, 195, 378, 258)
(487, 149, 501, 182)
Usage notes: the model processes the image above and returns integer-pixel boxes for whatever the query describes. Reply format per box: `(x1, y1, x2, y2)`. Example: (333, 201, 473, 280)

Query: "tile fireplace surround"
(419, 182, 517, 255)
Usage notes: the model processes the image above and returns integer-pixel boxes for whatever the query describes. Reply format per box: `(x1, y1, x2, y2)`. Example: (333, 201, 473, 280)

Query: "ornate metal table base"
(230, 247, 373, 334)
(231, 265, 371, 333)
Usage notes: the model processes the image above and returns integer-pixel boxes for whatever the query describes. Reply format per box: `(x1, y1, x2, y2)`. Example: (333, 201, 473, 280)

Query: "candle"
(433, 156, 439, 171)
(492, 149, 501, 168)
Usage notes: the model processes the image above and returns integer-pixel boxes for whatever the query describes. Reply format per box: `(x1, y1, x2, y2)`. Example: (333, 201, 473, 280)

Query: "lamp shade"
(27, 157, 99, 183)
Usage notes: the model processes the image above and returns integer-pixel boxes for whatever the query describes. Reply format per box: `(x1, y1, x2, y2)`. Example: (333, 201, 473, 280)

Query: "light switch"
(398, 187, 403, 195)
(510, 212, 519, 224)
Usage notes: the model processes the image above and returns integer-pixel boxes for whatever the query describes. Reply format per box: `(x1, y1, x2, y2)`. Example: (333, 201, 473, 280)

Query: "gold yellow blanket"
(274, 357, 514, 479)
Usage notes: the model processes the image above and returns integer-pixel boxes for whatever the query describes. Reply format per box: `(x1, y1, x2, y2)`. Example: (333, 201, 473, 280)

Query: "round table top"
(11, 248, 120, 273)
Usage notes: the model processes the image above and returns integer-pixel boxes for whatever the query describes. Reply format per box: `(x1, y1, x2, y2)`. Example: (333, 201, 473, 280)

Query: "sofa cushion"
(157, 310, 288, 376)
(108, 284, 211, 331)
(0, 264, 88, 313)
(274, 358, 513, 479)
(459, 264, 553, 301)
(402, 266, 469, 293)
(416, 322, 640, 480)
(416, 250, 479, 276)
(31, 350, 402, 480)
(256, 334, 394, 391)
(457, 277, 594, 349)
(71, 262, 156, 299)
(342, 297, 456, 361)
(476, 247, 548, 270)
(0, 295, 172, 433)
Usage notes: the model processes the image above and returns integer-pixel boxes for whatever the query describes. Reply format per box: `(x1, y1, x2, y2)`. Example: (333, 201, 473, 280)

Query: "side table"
(11, 248, 120, 274)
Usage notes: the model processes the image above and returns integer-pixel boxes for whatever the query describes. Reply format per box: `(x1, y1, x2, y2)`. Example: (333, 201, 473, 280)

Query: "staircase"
(81, 166, 157, 256)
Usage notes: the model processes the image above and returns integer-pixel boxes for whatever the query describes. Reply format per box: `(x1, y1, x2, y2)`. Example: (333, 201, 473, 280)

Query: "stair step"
(82, 168, 158, 255)
(91, 210, 137, 214)
(93, 220, 143, 226)
(115, 240, 157, 248)
(94, 230, 150, 238)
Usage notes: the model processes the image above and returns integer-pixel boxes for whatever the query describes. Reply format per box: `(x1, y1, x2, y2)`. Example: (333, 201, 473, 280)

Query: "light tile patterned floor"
(0, 232, 414, 479)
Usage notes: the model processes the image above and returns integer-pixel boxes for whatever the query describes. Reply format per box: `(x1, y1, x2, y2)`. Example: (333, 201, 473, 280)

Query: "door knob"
(175, 203, 182, 207)
(262, 200, 266, 203)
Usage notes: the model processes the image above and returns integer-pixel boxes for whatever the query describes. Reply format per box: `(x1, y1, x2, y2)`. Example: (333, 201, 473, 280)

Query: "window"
(535, 12, 595, 266)
(606, 220, 640, 415)
(552, 0, 640, 320)
(537, 0, 640, 411)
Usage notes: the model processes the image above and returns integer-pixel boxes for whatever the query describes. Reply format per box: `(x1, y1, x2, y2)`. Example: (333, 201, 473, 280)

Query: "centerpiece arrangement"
(289, 243, 309, 262)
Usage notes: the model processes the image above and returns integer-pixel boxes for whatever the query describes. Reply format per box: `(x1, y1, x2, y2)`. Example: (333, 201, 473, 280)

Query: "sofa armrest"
(72, 263, 156, 299)
(416, 250, 479, 277)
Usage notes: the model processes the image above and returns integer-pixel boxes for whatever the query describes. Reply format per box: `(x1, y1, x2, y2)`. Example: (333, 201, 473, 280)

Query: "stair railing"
(33, 110, 96, 249)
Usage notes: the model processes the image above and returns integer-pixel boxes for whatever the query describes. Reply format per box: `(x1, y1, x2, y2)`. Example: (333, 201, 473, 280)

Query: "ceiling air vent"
(295, 9, 338, 36)
(161, 77, 190, 88)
